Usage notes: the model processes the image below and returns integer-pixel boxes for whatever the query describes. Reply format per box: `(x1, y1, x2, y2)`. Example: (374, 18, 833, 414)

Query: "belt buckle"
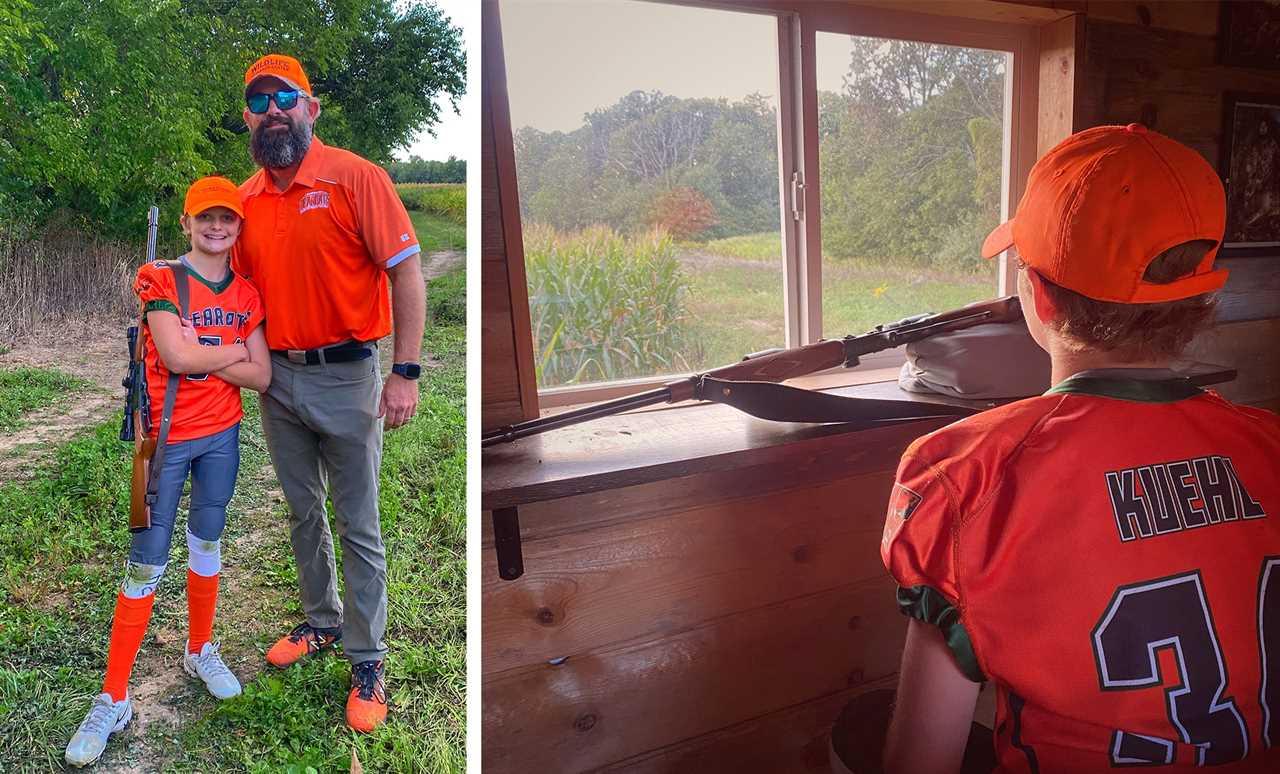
(287, 349, 307, 364)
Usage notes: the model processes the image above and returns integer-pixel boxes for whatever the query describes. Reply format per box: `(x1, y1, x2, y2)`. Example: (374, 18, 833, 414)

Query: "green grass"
(0, 367, 89, 430)
(681, 232, 996, 369)
(698, 232, 782, 262)
(410, 209, 466, 253)
(0, 268, 467, 772)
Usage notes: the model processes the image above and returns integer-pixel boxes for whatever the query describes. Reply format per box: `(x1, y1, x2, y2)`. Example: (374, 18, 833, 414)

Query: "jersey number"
(187, 335, 222, 381)
(1090, 559, 1280, 766)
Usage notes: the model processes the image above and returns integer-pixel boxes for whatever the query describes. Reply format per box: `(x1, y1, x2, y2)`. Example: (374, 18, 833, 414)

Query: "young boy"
(880, 124, 1280, 772)
(65, 176, 270, 767)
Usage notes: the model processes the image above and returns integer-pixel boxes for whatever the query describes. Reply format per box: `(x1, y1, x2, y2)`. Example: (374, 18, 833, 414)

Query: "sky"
(499, 0, 861, 134)
(396, 0, 477, 161)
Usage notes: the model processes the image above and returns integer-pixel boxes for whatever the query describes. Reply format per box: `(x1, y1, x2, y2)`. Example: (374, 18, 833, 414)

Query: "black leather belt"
(272, 340, 373, 365)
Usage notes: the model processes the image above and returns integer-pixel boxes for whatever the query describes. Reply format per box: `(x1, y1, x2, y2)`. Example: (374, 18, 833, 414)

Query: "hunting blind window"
(499, 0, 1027, 406)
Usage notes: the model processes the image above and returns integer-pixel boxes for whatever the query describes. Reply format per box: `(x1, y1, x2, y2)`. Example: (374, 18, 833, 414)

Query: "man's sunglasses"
(247, 89, 302, 114)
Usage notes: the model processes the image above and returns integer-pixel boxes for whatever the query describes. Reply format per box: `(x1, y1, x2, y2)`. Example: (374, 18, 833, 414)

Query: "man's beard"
(250, 116, 313, 169)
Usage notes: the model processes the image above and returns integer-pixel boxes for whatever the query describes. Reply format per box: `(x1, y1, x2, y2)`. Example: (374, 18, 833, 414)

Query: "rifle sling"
(696, 377, 976, 427)
(144, 263, 190, 505)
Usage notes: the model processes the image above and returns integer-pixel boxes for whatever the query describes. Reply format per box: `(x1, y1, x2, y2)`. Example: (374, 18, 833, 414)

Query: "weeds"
(0, 367, 89, 430)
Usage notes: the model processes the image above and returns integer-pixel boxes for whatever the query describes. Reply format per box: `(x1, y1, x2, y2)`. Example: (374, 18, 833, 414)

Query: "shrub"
(648, 187, 718, 241)
(523, 224, 692, 386)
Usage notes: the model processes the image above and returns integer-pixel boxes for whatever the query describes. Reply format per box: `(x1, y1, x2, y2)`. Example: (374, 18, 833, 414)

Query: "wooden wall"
(1076, 1, 1280, 410)
(481, 420, 953, 772)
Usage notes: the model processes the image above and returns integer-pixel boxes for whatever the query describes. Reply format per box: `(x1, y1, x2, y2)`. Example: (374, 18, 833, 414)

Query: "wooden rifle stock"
(482, 295, 1022, 447)
(130, 433, 155, 531)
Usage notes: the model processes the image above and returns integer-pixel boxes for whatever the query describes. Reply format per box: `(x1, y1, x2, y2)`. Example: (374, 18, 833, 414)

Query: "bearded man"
(232, 53, 425, 732)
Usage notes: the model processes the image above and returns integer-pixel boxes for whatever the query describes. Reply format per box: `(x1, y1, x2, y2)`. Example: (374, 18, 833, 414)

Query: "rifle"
(482, 295, 1023, 447)
(124, 206, 188, 532)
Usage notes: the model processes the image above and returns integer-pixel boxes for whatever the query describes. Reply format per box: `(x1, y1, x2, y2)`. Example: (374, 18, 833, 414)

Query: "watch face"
(396, 363, 422, 379)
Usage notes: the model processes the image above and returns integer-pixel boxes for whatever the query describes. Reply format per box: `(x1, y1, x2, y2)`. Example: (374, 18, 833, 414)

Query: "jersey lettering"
(1107, 456, 1266, 542)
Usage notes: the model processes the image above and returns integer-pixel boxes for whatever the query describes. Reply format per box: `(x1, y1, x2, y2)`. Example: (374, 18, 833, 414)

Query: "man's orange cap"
(981, 124, 1228, 303)
(244, 53, 311, 96)
(184, 176, 244, 218)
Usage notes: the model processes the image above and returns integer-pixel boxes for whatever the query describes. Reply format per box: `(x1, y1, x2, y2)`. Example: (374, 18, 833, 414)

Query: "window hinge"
(790, 171, 805, 222)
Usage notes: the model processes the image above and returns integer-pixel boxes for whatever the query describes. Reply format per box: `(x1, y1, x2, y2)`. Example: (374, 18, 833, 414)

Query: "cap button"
(1125, 123, 1148, 134)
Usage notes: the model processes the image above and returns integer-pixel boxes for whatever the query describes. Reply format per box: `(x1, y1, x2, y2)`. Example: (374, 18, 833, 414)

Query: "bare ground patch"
(423, 250, 463, 281)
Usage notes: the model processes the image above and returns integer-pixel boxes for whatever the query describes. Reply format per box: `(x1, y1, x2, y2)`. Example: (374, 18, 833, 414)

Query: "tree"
(0, 0, 466, 237)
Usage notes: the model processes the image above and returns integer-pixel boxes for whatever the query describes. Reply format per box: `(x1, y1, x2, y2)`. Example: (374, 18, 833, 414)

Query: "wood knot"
(847, 615, 862, 631)
(536, 607, 555, 626)
(574, 713, 597, 732)
(792, 545, 811, 563)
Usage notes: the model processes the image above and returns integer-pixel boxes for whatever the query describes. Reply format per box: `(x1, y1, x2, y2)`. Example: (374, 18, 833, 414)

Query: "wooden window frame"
(489, 0, 1075, 412)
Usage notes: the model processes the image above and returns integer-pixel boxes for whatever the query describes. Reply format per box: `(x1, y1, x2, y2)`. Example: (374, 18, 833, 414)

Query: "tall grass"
(523, 224, 695, 387)
(397, 184, 465, 226)
(0, 228, 146, 342)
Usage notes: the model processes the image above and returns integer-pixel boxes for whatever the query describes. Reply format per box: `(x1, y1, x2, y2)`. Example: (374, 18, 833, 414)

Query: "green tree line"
(388, 155, 465, 184)
(0, 0, 465, 238)
(513, 39, 1004, 270)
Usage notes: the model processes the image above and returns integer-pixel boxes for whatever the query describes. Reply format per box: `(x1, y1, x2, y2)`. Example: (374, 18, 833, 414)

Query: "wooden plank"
(1185, 317, 1280, 408)
(482, 578, 909, 774)
(1038, 13, 1084, 157)
(1216, 255, 1280, 323)
(480, 412, 924, 545)
(601, 676, 900, 774)
(482, 471, 897, 675)
(1082, 0, 1218, 36)
(481, 410, 956, 510)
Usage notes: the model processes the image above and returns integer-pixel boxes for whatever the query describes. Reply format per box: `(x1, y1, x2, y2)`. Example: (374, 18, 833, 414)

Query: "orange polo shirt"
(232, 137, 420, 351)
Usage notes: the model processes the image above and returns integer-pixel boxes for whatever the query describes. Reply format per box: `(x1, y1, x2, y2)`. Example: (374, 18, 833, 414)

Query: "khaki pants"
(260, 352, 387, 664)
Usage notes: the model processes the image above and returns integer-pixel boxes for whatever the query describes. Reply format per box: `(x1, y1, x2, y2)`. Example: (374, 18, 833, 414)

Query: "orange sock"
(186, 569, 219, 654)
(102, 591, 155, 702)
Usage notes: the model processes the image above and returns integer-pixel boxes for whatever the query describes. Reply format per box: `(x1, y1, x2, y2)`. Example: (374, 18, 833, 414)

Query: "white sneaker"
(182, 641, 242, 699)
(65, 692, 132, 767)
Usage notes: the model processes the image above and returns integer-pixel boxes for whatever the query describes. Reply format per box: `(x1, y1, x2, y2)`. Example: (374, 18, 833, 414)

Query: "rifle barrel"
(482, 386, 674, 447)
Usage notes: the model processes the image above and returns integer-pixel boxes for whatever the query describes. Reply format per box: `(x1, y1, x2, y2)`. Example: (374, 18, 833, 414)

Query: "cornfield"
(523, 224, 694, 387)
(397, 183, 466, 225)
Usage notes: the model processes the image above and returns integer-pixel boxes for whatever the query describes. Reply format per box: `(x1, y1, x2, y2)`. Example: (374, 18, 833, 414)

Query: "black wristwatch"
(392, 362, 421, 380)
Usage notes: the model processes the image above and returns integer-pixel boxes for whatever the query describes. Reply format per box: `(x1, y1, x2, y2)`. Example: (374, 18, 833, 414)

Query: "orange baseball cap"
(244, 53, 311, 96)
(184, 176, 244, 218)
(981, 124, 1228, 303)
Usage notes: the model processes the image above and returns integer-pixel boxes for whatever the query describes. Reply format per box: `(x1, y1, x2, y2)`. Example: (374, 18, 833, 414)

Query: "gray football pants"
(260, 352, 387, 664)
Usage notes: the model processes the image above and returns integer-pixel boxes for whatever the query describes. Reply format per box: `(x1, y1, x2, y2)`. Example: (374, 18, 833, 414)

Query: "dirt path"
(0, 250, 463, 482)
(424, 249, 464, 280)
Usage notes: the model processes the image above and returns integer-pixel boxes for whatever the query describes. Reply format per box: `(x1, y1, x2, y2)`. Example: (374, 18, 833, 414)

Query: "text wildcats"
(1106, 455, 1266, 542)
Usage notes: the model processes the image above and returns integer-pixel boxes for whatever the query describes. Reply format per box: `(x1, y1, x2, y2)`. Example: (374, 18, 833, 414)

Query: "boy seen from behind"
(880, 124, 1280, 773)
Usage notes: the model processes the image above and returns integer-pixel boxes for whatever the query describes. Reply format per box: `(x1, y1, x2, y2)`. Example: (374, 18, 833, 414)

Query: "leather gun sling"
(144, 262, 190, 507)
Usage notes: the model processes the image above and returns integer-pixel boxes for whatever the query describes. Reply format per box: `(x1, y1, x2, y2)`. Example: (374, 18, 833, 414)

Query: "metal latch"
(790, 170, 805, 222)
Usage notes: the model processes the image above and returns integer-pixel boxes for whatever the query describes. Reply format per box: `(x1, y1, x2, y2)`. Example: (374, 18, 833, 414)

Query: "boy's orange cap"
(244, 53, 311, 96)
(981, 124, 1228, 303)
(184, 176, 244, 218)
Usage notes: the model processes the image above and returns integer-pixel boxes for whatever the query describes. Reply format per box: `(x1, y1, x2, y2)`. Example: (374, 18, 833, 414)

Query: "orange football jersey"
(882, 374, 1280, 772)
(134, 258, 265, 442)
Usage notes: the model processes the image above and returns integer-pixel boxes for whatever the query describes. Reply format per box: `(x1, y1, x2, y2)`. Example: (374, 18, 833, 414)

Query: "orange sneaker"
(265, 622, 341, 668)
(346, 660, 388, 733)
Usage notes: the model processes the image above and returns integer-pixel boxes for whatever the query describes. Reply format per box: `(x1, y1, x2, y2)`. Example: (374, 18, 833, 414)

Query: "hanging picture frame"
(1220, 92, 1280, 251)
